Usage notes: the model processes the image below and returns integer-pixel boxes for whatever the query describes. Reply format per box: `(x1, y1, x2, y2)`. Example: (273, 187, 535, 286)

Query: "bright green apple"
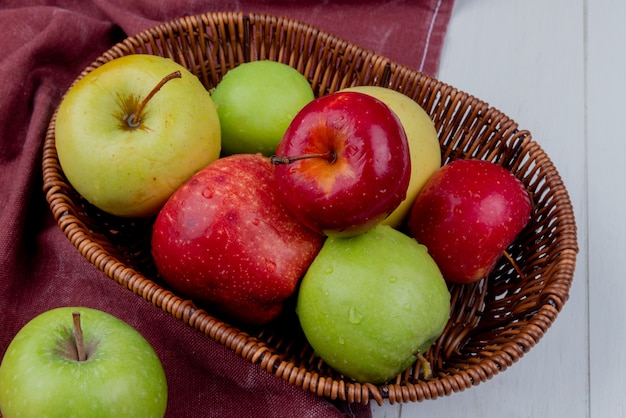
(296, 224, 450, 384)
(55, 54, 221, 218)
(0, 307, 167, 418)
(211, 60, 314, 156)
(341, 85, 441, 227)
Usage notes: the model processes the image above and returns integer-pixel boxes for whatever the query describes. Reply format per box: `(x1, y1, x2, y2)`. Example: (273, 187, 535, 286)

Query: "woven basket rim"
(41, 11, 578, 406)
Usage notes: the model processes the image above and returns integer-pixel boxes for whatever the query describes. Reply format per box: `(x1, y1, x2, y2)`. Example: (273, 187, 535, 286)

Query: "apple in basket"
(0, 307, 167, 418)
(271, 91, 411, 237)
(55, 54, 221, 218)
(211, 60, 315, 156)
(408, 159, 533, 284)
(296, 224, 451, 384)
(341, 86, 442, 228)
(151, 154, 325, 325)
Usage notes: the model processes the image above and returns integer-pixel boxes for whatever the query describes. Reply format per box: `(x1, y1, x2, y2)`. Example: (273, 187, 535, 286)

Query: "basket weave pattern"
(42, 12, 578, 405)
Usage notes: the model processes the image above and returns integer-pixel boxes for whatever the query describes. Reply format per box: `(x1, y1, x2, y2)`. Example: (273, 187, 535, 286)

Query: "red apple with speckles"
(408, 159, 532, 284)
(271, 91, 411, 237)
(151, 154, 324, 325)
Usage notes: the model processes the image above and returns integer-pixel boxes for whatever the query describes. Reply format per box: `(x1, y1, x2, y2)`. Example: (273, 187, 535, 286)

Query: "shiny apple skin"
(151, 154, 324, 325)
(341, 86, 441, 229)
(273, 92, 411, 237)
(408, 159, 532, 284)
(55, 54, 221, 218)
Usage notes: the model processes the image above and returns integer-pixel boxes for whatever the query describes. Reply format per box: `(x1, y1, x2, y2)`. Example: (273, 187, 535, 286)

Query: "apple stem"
(72, 311, 87, 362)
(127, 70, 182, 128)
(503, 250, 526, 280)
(270, 151, 337, 165)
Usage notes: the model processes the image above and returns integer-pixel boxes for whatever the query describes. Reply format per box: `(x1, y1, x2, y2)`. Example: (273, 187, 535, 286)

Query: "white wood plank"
(587, 0, 626, 417)
(371, 403, 401, 418)
(373, 0, 589, 416)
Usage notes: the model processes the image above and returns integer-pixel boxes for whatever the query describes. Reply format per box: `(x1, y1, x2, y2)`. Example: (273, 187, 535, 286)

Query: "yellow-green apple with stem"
(271, 91, 411, 237)
(0, 307, 167, 418)
(55, 54, 221, 218)
(151, 154, 324, 325)
(342, 85, 441, 228)
(296, 224, 451, 383)
(408, 159, 532, 284)
(211, 60, 314, 156)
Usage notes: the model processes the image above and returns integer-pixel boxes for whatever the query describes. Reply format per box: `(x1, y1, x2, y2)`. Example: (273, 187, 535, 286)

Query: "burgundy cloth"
(0, 1, 454, 417)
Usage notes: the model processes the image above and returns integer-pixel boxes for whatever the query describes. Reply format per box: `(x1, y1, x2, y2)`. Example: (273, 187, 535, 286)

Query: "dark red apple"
(151, 154, 324, 325)
(271, 91, 411, 237)
(407, 159, 532, 284)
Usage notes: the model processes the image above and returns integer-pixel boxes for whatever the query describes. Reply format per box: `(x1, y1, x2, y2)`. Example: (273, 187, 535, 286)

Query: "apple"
(271, 91, 411, 237)
(151, 153, 325, 325)
(55, 54, 221, 218)
(341, 85, 441, 228)
(0, 307, 167, 418)
(211, 60, 314, 156)
(296, 224, 451, 384)
(408, 159, 532, 284)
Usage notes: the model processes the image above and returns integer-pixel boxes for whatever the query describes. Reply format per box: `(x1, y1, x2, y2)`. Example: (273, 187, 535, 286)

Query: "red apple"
(271, 91, 411, 237)
(151, 154, 324, 325)
(407, 159, 532, 284)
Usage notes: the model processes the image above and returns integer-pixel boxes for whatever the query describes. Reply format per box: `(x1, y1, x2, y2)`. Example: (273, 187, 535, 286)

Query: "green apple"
(211, 60, 314, 156)
(0, 307, 167, 418)
(341, 86, 441, 227)
(296, 224, 450, 384)
(55, 54, 221, 218)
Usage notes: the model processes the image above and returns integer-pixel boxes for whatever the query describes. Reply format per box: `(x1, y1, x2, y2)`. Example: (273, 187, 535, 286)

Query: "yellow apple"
(55, 54, 221, 218)
(341, 86, 441, 227)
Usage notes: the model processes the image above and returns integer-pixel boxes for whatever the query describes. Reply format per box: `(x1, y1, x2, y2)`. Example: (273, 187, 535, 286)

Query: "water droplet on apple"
(252, 218, 261, 226)
(389, 276, 398, 283)
(324, 265, 334, 275)
(338, 336, 345, 345)
(265, 258, 277, 273)
(348, 306, 364, 324)
(202, 188, 214, 199)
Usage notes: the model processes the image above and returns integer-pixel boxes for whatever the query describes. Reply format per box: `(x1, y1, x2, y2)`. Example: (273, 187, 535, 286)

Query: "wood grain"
(373, 0, 595, 416)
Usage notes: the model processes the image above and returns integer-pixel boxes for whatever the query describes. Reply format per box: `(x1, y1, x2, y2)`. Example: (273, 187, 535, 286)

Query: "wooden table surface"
(373, 0, 624, 417)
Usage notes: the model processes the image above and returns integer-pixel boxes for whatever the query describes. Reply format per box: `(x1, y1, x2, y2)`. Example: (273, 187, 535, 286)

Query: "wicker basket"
(42, 12, 578, 405)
